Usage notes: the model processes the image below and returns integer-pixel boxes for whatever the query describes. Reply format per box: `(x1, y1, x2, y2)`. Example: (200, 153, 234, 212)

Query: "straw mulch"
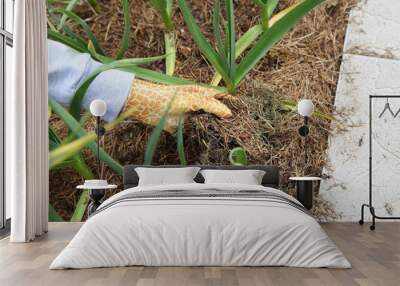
(50, 0, 357, 221)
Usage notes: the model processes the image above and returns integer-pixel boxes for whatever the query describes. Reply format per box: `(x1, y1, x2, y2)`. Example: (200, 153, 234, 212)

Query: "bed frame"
(123, 165, 279, 189)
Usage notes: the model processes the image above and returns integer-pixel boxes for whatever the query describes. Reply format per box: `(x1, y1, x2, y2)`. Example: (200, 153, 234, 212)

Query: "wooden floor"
(0, 222, 399, 286)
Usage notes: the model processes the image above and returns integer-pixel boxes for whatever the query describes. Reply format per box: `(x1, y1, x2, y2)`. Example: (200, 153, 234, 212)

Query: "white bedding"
(50, 183, 351, 269)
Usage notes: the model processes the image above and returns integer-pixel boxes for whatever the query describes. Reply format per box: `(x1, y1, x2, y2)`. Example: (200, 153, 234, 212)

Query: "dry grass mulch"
(50, 0, 357, 221)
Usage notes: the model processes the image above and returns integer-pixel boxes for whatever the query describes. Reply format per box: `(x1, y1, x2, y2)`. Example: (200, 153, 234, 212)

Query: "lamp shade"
(297, 99, 314, 117)
(89, 99, 107, 117)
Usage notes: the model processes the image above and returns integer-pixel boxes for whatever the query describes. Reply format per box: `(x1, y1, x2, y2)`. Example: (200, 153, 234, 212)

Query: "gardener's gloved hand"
(122, 79, 232, 133)
(48, 39, 232, 132)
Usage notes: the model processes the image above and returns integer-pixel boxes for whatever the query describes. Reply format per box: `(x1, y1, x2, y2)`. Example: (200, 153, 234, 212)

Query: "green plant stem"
(47, 10, 88, 48)
(69, 156, 94, 222)
(211, 24, 263, 86)
(160, 12, 174, 32)
(164, 31, 176, 75)
(149, 0, 175, 74)
(52, 8, 105, 55)
(211, 0, 322, 87)
(177, 117, 187, 165)
(178, 0, 235, 92)
(234, 0, 323, 85)
(49, 98, 123, 174)
(144, 98, 174, 165)
(49, 127, 94, 221)
(150, 0, 174, 31)
(49, 204, 64, 222)
(116, 0, 131, 59)
(48, 29, 88, 53)
(267, 0, 279, 17)
(58, 0, 80, 29)
(71, 190, 90, 221)
(225, 0, 236, 81)
(261, 7, 269, 30)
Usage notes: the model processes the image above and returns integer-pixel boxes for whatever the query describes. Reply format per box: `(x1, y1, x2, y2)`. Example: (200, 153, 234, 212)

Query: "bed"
(50, 165, 350, 269)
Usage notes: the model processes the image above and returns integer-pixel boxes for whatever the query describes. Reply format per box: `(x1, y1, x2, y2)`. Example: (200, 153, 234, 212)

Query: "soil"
(49, 0, 358, 221)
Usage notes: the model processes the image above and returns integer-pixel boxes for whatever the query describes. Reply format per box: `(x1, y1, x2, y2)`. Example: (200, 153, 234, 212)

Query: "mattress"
(50, 183, 351, 269)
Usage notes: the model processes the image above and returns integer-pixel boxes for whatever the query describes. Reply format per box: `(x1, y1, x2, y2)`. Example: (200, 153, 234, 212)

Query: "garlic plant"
(46, 0, 325, 221)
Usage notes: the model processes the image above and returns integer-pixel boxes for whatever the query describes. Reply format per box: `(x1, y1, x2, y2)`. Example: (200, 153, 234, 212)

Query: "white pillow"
(200, 169, 266, 185)
(135, 167, 201, 186)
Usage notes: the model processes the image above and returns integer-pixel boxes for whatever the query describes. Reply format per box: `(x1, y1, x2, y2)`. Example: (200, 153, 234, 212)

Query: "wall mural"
(47, 0, 355, 221)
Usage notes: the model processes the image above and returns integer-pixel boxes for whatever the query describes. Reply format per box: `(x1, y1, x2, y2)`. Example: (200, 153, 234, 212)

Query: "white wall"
(320, 0, 400, 221)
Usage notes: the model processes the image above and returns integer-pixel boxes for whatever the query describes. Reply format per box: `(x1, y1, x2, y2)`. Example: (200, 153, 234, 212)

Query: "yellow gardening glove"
(122, 79, 232, 133)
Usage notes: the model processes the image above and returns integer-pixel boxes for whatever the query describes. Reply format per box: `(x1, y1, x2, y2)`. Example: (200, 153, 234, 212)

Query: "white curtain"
(7, 0, 49, 242)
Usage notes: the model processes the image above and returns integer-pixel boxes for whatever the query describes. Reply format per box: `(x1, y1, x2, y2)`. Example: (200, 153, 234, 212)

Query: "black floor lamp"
(289, 99, 319, 210)
(82, 99, 109, 215)
(297, 99, 315, 173)
(89, 99, 107, 179)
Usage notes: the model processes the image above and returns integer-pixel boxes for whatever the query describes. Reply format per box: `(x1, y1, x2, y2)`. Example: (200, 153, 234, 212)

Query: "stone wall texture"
(320, 0, 400, 221)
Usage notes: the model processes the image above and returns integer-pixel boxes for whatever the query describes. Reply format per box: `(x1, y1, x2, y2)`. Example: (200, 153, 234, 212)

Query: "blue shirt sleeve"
(48, 40, 135, 122)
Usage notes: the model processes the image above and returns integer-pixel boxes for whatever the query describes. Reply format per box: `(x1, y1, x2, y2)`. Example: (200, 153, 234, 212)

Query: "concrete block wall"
(320, 0, 400, 221)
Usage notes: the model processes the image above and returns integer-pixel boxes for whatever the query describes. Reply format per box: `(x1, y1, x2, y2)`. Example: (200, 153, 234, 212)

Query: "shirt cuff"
(80, 61, 135, 122)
